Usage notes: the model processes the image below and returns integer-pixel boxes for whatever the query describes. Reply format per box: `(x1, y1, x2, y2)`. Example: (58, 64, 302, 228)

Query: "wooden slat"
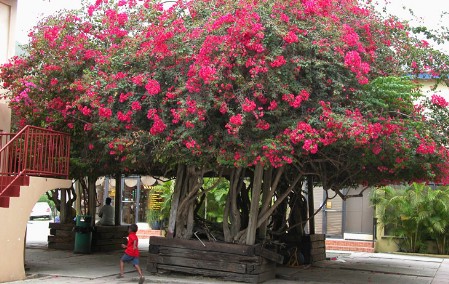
(50, 229, 74, 238)
(157, 247, 261, 263)
(151, 254, 248, 273)
(48, 223, 74, 230)
(147, 237, 277, 282)
(254, 245, 284, 264)
(150, 236, 254, 256)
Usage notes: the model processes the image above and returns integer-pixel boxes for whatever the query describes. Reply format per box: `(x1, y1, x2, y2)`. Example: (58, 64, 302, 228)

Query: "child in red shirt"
(117, 223, 145, 283)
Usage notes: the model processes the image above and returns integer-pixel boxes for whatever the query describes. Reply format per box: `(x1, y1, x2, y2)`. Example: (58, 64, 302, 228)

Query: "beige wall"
(312, 187, 324, 234)
(0, 104, 11, 132)
(0, 0, 17, 132)
(0, 177, 72, 283)
(0, 0, 17, 63)
(345, 187, 374, 234)
(417, 78, 449, 100)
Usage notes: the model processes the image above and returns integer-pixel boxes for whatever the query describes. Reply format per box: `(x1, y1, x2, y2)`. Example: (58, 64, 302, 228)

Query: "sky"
(16, 0, 83, 43)
(15, 0, 449, 45)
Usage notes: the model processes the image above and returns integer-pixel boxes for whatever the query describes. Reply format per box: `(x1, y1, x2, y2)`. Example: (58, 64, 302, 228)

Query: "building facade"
(0, 2, 72, 282)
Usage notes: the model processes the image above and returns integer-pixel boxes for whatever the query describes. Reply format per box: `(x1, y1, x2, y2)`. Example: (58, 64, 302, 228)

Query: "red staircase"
(0, 126, 70, 208)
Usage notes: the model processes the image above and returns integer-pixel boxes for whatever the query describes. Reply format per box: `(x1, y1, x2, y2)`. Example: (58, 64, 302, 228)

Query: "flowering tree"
(2, 0, 449, 244)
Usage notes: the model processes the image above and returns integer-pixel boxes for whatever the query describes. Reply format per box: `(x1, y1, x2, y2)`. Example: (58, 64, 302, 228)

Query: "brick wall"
(326, 239, 375, 253)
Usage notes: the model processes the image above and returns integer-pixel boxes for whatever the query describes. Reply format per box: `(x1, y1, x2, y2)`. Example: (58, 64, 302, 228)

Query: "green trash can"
(74, 215, 92, 253)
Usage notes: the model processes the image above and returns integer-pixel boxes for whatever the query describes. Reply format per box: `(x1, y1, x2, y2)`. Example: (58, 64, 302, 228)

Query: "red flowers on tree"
(2, 0, 449, 242)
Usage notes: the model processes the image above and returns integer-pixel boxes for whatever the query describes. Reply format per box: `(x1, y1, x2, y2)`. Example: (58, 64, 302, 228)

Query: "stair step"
(0, 176, 30, 208)
(2, 185, 20, 197)
(0, 197, 10, 208)
(0, 175, 30, 186)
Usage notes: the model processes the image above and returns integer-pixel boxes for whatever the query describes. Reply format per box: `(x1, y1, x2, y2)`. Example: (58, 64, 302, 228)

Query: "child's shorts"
(121, 253, 139, 266)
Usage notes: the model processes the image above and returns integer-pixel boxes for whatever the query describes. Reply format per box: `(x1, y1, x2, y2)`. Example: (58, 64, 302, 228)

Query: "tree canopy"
(2, 0, 449, 243)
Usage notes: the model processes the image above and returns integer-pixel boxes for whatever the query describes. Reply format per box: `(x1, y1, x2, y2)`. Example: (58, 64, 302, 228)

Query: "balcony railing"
(0, 126, 70, 198)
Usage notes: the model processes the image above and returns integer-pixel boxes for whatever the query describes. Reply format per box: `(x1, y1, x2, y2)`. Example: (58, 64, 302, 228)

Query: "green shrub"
(372, 183, 449, 254)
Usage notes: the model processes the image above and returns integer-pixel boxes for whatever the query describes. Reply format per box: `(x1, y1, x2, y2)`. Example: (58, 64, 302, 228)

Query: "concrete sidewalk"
(12, 244, 449, 284)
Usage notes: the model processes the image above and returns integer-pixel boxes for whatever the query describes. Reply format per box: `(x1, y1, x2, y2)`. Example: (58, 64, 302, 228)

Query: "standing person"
(117, 223, 145, 283)
(96, 197, 114, 226)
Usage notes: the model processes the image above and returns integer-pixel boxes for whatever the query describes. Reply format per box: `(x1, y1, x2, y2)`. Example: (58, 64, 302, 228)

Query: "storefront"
(96, 175, 159, 225)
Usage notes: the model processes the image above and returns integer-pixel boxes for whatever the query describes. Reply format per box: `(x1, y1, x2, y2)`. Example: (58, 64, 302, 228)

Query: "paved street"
(18, 246, 449, 284)
(21, 221, 449, 283)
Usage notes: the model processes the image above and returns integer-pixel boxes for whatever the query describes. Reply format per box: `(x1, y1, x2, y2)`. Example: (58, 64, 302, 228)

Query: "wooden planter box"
(147, 236, 282, 283)
(47, 223, 128, 252)
(48, 223, 74, 250)
(280, 234, 326, 265)
(91, 225, 128, 252)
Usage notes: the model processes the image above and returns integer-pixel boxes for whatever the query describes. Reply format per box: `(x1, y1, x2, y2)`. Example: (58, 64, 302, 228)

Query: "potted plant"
(148, 209, 166, 229)
(147, 180, 173, 230)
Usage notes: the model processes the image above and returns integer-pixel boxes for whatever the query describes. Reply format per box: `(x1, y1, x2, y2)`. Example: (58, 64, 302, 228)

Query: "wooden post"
(308, 176, 315, 235)
(114, 174, 122, 226)
(246, 163, 263, 245)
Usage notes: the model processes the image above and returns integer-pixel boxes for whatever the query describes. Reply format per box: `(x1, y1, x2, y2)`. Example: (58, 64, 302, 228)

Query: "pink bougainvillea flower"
(145, 79, 161, 95)
(270, 55, 286, 68)
(99, 107, 112, 119)
(131, 101, 142, 111)
(242, 98, 256, 112)
(431, 94, 449, 108)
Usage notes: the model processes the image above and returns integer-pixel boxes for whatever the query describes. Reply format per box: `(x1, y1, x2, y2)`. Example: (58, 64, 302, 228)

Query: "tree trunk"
(46, 186, 77, 224)
(60, 188, 67, 223)
(308, 176, 315, 234)
(258, 167, 272, 240)
(257, 174, 302, 228)
(167, 165, 185, 238)
(246, 163, 263, 245)
(224, 167, 243, 242)
(88, 176, 97, 226)
(174, 165, 205, 239)
(114, 174, 122, 226)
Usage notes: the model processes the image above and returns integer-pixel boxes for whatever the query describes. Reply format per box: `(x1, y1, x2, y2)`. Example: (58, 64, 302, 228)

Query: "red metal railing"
(0, 126, 70, 197)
